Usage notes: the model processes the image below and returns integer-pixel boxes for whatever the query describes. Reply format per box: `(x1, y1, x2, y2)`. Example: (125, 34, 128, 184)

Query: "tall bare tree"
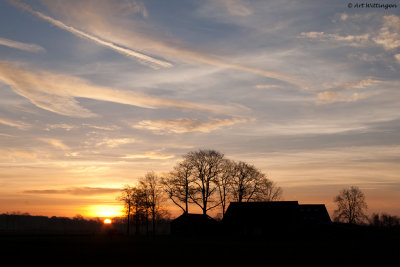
(186, 149, 225, 215)
(139, 171, 164, 235)
(230, 161, 262, 202)
(253, 176, 282, 201)
(117, 185, 135, 235)
(160, 149, 283, 218)
(229, 161, 281, 202)
(161, 160, 192, 214)
(333, 186, 368, 224)
(131, 186, 147, 235)
(215, 159, 234, 216)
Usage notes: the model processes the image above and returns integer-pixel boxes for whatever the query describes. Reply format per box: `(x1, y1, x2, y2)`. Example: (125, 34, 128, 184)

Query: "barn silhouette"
(171, 201, 331, 236)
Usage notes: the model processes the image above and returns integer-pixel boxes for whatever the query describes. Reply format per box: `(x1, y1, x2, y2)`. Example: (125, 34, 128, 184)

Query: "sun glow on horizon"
(104, 218, 112, 224)
(84, 204, 124, 218)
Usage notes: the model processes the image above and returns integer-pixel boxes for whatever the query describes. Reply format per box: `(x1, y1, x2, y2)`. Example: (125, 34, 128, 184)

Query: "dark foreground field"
(1, 227, 398, 267)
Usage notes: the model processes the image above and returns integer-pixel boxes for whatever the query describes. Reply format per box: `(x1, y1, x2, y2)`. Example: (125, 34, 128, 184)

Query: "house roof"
(298, 204, 331, 223)
(223, 201, 300, 225)
(172, 213, 217, 224)
(223, 201, 331, 226)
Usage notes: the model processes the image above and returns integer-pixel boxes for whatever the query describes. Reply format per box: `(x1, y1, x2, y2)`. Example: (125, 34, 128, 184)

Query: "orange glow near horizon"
(84, 204, 124, 218)
(104, 218, 112, 224)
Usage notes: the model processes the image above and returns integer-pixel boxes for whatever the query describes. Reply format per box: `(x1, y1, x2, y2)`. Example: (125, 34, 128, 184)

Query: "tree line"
(118, 149, 282, 235)
(118, 150, 399, 235)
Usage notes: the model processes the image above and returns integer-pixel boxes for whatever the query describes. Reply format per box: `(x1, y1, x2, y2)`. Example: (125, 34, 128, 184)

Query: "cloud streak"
(95, 138, 135, 148)
(0, 149, 37, 159)
(0, 61, 222, 117)
(218, 0, 253, 16)
(9, 0, 171, 68)
(0, 116, 31, 129)
(299, 31, 370, 47)
(324, 77, 381, 91)
(300, 15, 400, 51)
(123, 151, 174, 160)
(317, 91, 366, 104)
(317, 77, 380, 104)
(373, 15, 400, 50)
(41, 138, 70, 150)
(134, 117, 247, 133)
(36, 0, 307, 88)
(24, 187, 121, 196)
(0, 37, 45, 52)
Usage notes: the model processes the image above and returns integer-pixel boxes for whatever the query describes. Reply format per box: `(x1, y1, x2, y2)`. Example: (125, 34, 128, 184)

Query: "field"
(1, 227, 398, 266)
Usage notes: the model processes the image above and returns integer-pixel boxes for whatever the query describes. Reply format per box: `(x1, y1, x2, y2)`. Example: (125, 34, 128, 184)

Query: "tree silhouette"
(117, 185, 135, 235)
(333, 186, 368, 224)
(139, 171, 164, 236)
(252, 176, 282, 202)
(186, 149, 225, 215)
(215, 159, 235, 216)
(229, 161, 281, 202)
(161, 149, 282, 217)
(161, 160, 193, 214)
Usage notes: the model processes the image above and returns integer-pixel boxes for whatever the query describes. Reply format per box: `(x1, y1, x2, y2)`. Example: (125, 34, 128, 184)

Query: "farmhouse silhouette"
(171, 201, 331, 236)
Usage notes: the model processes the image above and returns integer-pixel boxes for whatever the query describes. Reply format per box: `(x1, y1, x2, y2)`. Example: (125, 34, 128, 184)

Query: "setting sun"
(104, 218, 112, 224)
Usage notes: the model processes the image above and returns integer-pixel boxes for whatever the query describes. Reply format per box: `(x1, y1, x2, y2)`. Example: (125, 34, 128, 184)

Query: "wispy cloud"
(69, 166, 110, 174)
(254, 84, 280, 89)
(395, 54, 400, 64)
(41, 138, 70, 150)
(317, 77, 380, 104)
(35, 0, 307, 88)
(218, 0, 253, 16)
(373, 15, 400, 50)
(45, 123, 120, 131)
(45, 123, 77, 131)
(299, 31, 370, 47)
(317, 91, 366, 104)
(133, 117, 247, 133)
(0, 149, 37, 159)
(301, 14, 400, 51)
(24, 187, 121, 196)
(0, 61, 222, 117)
(0, 116, 31, 130)
(326, 77, 381, 91)
(123, 151, 174, 160)
(83, 124, 120, 131)
(0, 37, 45, 52)
(9, 0, 171, 68)
(95, 138, 135, 148)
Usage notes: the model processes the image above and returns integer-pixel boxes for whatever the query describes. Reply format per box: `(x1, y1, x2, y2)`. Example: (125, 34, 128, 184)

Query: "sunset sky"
(0, 0, 399, 218)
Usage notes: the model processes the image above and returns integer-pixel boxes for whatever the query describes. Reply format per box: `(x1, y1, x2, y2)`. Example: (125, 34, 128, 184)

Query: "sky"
(0, 0, 399, 218)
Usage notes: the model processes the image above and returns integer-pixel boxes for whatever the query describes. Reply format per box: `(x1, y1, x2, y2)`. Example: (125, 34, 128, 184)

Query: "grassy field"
(1, 228, 398, 266)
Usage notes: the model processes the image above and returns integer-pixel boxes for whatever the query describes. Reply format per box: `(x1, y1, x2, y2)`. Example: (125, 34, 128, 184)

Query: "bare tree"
(116, 185, 135, 235)
(131, 186, 147, 235)
(139, 171, 164, 235)
(215, 159, 234, 216)
(161, 160, 192, 214)
(185, 149, 225, 215)
(229, 161, 282, 203)
(230, 161, 260, 202)
(333, 186, 368, 224)
(161, 150, 282, 218)
(253, 176, 282, 202)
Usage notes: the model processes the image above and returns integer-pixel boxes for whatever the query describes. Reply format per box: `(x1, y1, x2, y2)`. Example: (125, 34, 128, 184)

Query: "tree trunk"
(152, 207, 156, 237)
(127, 203, 131, 235)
